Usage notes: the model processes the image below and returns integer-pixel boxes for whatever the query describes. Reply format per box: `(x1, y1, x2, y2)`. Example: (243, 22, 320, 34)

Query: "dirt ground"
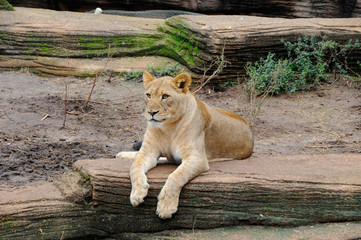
(0, 70, 360, 186)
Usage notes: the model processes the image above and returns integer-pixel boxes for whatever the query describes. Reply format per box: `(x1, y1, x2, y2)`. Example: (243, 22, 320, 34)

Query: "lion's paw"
(156, 188, 179, 219)
(116, 151, 137, 159)
(130, 175, 149, 207)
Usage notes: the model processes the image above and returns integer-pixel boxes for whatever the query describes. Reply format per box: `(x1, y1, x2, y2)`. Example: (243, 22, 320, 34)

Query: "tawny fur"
(116, 71, 253, 219)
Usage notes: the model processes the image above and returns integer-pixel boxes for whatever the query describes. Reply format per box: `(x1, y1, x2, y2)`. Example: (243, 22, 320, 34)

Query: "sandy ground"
(0, 70, 360, 185)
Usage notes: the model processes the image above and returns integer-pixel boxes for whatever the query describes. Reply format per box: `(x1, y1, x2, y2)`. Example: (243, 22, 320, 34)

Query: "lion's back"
(204, 106, 253, 159)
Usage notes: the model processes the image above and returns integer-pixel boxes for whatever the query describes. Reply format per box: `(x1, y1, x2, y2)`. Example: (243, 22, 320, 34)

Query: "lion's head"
(142, 71, 192, 128)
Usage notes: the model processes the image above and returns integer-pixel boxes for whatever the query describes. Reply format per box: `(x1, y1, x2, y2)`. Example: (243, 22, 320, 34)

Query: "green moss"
(1, 217, 17, 229)
(0, 0, 15, 11)
(24, 46, 67, 56)
(78, 36, 106, 49)
(157, 18, 203, 70)
(1, 17, 206, 73)
(78, 169, 91, 181)
(76, 34, 165, 58)
(20, 34, 69, 56)
(3, 32, 167, 58)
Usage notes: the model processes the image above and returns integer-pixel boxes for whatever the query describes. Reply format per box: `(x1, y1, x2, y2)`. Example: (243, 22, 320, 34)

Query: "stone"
(9, 0, 361, 18)
(0, 154, 360, 239)
(1, 8, 361, 85)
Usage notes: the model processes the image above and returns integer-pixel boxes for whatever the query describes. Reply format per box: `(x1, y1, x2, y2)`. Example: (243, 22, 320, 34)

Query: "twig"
(305, 144, 345, 149)
(193, 43, 229, 94)
(62, 82, 68, 127)
(107, 69, 114, 83)
(77, 93, 80, 107)
(83, 43, 115, 110)
(192, 215, 197, 233)
(84, 76, 97, 109)
(3, 109, 14, 122)
(315, 129, 341, 139)
(16, 146, 28, 154)
(244, 61, 278, 127)
(41, 114, 50, 121)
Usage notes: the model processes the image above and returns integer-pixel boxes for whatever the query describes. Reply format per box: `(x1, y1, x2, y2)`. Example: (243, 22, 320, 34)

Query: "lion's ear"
(143, 71, 154, 89)
(172, 73, 192, 93)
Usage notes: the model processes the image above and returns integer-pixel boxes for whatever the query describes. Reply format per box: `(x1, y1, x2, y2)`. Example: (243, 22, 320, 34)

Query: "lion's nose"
(148, 110, 159, 117)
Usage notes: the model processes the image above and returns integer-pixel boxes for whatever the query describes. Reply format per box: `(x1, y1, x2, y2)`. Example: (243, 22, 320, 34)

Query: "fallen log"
(1, 154, 360, 239)
(1, 8, 361, 80)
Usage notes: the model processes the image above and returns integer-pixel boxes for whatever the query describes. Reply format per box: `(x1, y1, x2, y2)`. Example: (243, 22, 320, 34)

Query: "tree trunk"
(1, 154, 361, 239)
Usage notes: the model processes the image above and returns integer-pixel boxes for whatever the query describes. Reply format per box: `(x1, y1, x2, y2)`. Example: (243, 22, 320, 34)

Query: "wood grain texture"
(1, 154, 360, 239)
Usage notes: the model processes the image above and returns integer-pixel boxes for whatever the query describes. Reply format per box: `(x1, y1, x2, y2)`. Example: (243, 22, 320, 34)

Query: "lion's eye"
(162, 94, 169, 100)
(146, 93, 151, 98)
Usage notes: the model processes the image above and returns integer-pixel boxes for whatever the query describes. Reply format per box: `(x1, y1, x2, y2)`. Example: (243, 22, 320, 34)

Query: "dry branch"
(62, 81, 68, 127)
(2, 109, 14, 122)
(83, 76, 97, 110)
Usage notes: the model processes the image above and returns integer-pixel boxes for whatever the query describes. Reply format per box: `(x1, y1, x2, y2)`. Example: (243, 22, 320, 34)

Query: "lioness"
(117, 71, 253, 219)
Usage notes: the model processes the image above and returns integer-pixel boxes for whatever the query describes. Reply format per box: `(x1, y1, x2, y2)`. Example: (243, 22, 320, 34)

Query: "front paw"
(130, 174, 149, 207)
(116, 151, 137, 159)
(156, 188, 179, 219)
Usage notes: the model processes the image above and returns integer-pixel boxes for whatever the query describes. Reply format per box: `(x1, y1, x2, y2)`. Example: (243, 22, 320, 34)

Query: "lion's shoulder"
(195, 98, 211, 125)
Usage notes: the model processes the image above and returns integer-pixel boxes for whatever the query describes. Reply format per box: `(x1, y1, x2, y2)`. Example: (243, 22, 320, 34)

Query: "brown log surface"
(1, 154, 361, 239)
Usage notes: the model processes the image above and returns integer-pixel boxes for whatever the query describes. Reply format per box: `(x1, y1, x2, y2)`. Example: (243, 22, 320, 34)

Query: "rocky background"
(9, 0, 361, 18)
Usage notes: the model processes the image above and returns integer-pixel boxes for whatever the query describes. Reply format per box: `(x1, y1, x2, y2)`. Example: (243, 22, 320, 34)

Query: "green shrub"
(246, 53, 294, 95)
(0, 0, 15, 11)
(246, 36, 360, 95)
(147, 62, 181, 77)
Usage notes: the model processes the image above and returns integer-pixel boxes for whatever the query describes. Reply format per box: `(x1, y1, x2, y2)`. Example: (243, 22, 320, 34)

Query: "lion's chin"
(147, 119, 165, 128)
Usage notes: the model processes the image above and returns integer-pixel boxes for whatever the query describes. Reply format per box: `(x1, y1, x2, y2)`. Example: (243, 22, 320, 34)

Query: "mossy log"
(1, 8, 361, 80)
(1, 154, 361, 239)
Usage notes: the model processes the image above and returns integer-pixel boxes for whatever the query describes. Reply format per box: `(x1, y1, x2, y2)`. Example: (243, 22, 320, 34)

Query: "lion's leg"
(156, 154, 209, 219)
(129, 149, 159, 207)
(208, 157, 236, 162)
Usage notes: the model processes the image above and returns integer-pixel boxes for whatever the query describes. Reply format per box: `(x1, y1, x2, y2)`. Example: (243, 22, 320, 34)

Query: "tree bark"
(1, 154, 361, 239)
